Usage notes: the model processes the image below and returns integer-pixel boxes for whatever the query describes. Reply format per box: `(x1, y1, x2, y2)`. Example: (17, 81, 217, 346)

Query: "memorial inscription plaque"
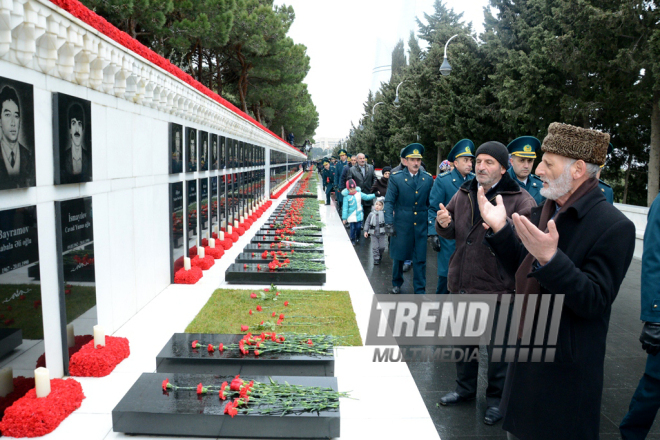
(55, 197, 97, 374)
(199, 131, 208, 172)
(210, 134, 218, 170)
(169, 182, 184, 280)
(186, 180, 197, 256)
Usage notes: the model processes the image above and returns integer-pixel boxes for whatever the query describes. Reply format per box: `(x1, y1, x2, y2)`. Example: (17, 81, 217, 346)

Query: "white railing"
(0, 0, 305, 158)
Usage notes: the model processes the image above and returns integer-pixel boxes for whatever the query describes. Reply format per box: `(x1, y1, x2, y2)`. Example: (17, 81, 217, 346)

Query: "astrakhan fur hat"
(541, 122, 610, 166)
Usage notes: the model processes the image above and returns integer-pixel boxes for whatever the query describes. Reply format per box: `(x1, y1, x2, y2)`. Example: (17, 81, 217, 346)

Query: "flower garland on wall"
(0, 379, 85, 437)
(69, 336, 130, 377)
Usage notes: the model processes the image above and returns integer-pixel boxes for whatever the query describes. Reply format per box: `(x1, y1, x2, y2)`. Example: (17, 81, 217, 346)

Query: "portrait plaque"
(169, 182, 184, 281)
(199, 131, 208, 172)
(186, 128, 197, 173)
(169, 123, 183, 174)
(53, 93, 92, 185)
(210, 134, 218, 171)
(0, 76, 35, 190)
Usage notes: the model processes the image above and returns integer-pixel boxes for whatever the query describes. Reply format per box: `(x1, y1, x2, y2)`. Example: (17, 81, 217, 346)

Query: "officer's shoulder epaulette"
(423, 170, 433, 177)
(391, 170, 402, 175)
(599, 179, 612, 188)
(530, 174, 542, 180)
(439, 171, 451, 177)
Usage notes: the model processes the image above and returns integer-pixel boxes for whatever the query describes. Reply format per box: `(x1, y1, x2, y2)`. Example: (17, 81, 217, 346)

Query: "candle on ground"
(93, 325, 105, 347)
(220, 231, 225, 241)
(66, 323, 75, 348)
(198, 247, 205, 258)
(34, 367, 50, 398)
(240, 215, 244, 223)
(234, 220, 239, 228)
(209, 238, 215, 248)
(228, 225, 232, 234)
(0, 367, 13, 397)
(184, 257, 191, 270)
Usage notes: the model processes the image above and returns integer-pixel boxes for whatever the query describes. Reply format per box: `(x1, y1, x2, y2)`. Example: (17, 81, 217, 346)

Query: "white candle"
(209, 238, 215, 248)
(66, 323, 75, 348)
(228, 225, 232, 234)
(184, 257, 191, 270)
(234, 220, 239, 228)
(214, 225, 219, 235)
(198, 247, 205, 258)
(93, 325, 105, 348)
(34, 367, 50, 398)
(0, 367, 13, 397)
(240, 215, 244, 223)
(219, 231, 225, 241)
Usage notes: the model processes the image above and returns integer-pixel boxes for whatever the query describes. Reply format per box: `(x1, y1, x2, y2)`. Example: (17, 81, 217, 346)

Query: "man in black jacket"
(345, 153, 375, 240)
(478, 122, 636, 440)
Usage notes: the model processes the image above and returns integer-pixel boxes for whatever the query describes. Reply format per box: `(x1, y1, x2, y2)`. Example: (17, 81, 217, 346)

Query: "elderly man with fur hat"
(477, 123, 636, 440)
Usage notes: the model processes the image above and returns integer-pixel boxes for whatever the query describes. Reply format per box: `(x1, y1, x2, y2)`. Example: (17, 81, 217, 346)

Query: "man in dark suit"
(0, 85, 34, 190)
(62, 102, 91, 183)
(346, 153, 376, 239)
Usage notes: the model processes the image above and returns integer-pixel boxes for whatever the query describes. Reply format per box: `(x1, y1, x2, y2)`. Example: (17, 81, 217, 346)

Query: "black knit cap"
(382, 166, 392, 174)
(475, 141, 509, 169)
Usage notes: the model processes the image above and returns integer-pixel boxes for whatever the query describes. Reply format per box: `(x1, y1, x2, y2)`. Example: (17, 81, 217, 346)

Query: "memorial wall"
(0, 0, 305, 379)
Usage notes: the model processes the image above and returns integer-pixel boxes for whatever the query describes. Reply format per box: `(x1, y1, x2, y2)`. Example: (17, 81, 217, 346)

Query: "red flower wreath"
(229, 232, 240, 243)
(0, 376, 35, 420)
(220, 238, 234, 250)
(204, 246, 224, 260)
(0, 378, 85, 438)
(69, 336, 130, 377)
(174, 267, 203, 284)
(191, 255, 215, 270)
(35, 335, 94, 369)
(236, 226, 246, 236)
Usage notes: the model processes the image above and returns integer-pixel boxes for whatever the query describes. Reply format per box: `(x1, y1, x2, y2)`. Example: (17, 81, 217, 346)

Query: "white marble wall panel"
(91, 103, 108, 181)
(92, 192, 114, 332)
(106, 107, 133, 180)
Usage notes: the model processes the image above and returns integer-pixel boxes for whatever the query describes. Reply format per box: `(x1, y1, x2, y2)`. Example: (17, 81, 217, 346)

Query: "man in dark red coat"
(478, 122, 636, 440)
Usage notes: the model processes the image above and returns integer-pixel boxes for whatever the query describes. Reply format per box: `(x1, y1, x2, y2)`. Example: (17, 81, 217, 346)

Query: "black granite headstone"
(199, 178, 209, 239)
(112, 373, 340, 438)
(186, 128, 197, 172)
(225, 264, 326, 285)
(210, 134, 218, 171)
(210, 177, 218, 234)
(219, 136, 226, 170)
(156, 333, 334, 376)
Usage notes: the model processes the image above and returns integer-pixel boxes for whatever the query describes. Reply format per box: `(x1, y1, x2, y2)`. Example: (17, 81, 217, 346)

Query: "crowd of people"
(315, 122, 660, 440)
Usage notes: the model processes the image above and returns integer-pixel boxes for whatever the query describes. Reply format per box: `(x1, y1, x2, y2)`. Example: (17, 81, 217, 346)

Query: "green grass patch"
(186, 288, 362, 346)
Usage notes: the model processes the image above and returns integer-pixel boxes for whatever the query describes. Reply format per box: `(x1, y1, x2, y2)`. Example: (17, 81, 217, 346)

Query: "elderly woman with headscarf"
(371, 165, 391, 197)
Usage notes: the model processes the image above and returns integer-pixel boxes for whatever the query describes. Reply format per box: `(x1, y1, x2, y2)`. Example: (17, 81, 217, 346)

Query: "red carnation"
(254, 349, 260, 356)
(264, 288, 269, 292)
(250, 293, 257, 299)
(249, 309, 253, 315)
(192, 340, 198, 349)
(196, 383, 204, 394)
(260, 321, 264, 325)
(272, 311, 276, 317)
(256, 305, 262, 311)
(284, 301, 289, 306)
(240, 325, 249, 332)
(207, 344, 214, 352)
(276, 319, 283, 325)
(219, 343, 224, 352)
(307, 339, 314, 345)
(219, 381, 228, 400)
(230, 375, 243, 391)
(224, 401, 237, 417)
(279, 314, 285, 320)
(243, 264, 247, 269)
(257, 264, 262, 271)
(162, 378, 170, 391)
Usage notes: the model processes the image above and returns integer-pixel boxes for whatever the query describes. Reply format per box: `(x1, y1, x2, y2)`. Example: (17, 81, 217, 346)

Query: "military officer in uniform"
(321, 160, 336, 205)
(384, 143, 434, 294)
(334, 149, 349, 212)
(427, 139, 475, 294)
(597, 143, 614, 204)
(506, 136, 545, 205)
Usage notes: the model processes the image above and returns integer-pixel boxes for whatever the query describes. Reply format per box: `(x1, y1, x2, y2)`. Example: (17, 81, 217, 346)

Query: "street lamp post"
(440, 34, 479, 76)
(371, 102, 386, 122)
(393, 80, 407, 107)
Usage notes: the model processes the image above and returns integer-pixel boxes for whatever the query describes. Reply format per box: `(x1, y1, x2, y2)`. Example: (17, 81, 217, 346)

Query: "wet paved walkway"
(345, 207, 656, 439)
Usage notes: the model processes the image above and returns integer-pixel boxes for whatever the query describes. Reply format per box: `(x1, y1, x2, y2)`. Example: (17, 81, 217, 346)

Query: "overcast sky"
(276, 0, 490, 140)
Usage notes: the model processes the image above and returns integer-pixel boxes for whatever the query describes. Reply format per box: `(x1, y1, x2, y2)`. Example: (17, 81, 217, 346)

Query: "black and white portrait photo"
(199, 131, 208, 171)
(210, 134, 218, 170)
(0, 77, 35, 191)
(53, 93, 92, 185)
(169, 123, 183, 174)
(186, 127, 197, 172)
